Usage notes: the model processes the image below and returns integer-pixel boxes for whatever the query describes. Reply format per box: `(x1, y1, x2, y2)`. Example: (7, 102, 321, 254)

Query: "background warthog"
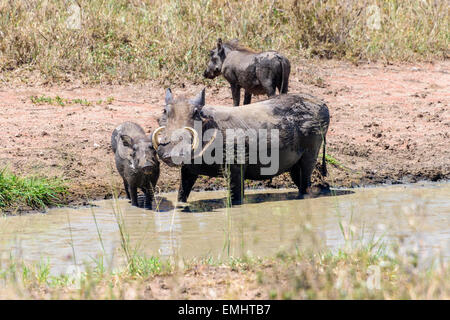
(152, 88, 329, 205)
(111, 122, 159, 209)
(204, 38, 291, 106)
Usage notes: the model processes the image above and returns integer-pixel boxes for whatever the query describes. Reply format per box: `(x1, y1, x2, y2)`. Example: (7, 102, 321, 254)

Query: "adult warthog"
(203, 38, 291, 106)
(152, 89, 329, 205)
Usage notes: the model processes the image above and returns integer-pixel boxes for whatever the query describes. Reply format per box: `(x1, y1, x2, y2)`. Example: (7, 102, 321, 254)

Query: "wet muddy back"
(0, 182, 449, 274)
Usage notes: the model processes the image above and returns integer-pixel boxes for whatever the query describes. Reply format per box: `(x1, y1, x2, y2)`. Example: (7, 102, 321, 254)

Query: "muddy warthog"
(111, 122, 159, 209)
(203, 38, 291, 106)
(152, 88, 329, 205)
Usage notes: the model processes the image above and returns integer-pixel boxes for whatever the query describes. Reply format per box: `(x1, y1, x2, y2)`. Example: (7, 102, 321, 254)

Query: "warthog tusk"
(193, 128, 218, 159)
(152, 126, 199, 150)
(184, 127, 199, 150)
(151, 126, 165, 149)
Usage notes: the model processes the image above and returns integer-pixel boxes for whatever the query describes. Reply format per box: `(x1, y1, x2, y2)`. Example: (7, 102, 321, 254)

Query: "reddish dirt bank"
(0, 60, 449, 207)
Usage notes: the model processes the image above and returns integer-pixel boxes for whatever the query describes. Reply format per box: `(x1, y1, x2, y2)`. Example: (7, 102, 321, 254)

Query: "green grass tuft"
(127, 255, 169, 277)
(0, 168, 68, 211)
(325, 154, 346, 169)
(30, 95, 114, 106)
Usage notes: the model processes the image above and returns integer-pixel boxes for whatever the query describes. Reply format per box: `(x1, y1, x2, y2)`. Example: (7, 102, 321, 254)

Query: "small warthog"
(203, 38, 291, 106)
(111, 122, 159, 209)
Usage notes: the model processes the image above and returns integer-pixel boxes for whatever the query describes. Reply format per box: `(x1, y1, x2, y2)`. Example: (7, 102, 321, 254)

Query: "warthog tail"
(322, 135, 327, 177)
(276, 54, 289, 94)
(280, 55, 285, 94)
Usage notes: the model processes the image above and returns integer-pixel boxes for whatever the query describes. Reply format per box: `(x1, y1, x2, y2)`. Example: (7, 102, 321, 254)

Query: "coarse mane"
(223, 39, 257, 53)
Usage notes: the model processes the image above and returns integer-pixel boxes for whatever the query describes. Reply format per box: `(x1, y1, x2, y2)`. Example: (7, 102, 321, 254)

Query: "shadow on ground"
(177, 188, 354, 213)
(133, 188, 354, 213)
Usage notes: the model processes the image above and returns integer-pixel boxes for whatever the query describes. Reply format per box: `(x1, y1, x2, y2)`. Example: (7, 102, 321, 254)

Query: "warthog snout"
(203, 69, 216, 79)
(158, 151, 179, 168)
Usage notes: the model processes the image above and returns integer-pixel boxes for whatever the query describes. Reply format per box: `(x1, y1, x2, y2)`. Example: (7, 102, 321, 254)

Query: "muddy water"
(0, 182, 449, 275)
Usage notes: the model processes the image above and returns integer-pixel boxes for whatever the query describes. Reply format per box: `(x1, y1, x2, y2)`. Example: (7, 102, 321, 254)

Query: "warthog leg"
(229, 164, 245, 205)
(300, 153, 318, 195)
(243, 91, 252, 105)
(143, 189, 152, 210)
(129, 184, 139, 207)
(123, 179, 131, 200)
(231, 84, 241, 106)
(178, 166, 198, 203)
(299, 136, 323, 195)
(289, 162, 303, 198)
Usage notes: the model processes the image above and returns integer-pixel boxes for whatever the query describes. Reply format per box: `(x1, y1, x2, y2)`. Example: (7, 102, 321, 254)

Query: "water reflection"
(0, 183, 448, 275)
(182, 189, 354, 212)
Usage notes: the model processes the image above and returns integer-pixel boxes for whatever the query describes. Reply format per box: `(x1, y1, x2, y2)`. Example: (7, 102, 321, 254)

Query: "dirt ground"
(0, 59, 449, 208)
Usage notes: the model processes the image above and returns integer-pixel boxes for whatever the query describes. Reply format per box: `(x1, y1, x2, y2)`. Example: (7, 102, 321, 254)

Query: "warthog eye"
(163, 104, 171, 115)
(193, 107, 204, 120)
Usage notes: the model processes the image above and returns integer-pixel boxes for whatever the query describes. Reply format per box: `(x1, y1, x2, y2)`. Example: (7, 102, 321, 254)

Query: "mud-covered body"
(204, 39, 291, 106)
(111, 122, 159, 209)
(155, 90, 329, 204)
(185, 94, 328, 178)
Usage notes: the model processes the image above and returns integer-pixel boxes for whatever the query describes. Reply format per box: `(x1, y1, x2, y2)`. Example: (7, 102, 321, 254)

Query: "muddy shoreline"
(1, 60, 449, 213)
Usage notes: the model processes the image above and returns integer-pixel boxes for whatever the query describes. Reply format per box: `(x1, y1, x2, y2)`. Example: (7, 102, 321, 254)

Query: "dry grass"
(0, 244, 448, 299)
(0, 0, 448, 84)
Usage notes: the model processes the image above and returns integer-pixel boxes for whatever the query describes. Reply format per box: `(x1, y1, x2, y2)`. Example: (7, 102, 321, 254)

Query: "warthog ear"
(118, 135, 134, 160)
(120, 134, 134, 148)
(165, 88, 173, 105)
(217, 38, 223, 51)
(190, 88, 205, 107)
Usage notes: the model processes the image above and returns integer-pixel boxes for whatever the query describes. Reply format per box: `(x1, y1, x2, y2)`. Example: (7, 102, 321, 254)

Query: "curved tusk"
(151, 126, 165, 149)
(193, 128, 218, 159)
(184, 127, 199, 150)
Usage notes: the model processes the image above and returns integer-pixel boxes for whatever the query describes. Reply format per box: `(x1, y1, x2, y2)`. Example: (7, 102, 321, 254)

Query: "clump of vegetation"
(325, 154, 347, 170)
(0, 0, 447, 84)
(0, 243, 448, 299)
(0, 168, 68, 211)
(30, 95, 114, 106)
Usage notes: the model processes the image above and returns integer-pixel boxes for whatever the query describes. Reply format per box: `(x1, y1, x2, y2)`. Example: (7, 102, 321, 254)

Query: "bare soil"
(0, 60, 449, 209)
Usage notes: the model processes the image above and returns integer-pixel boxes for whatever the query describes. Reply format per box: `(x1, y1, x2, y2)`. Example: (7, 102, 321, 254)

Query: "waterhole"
(0, 182, 448, 274)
